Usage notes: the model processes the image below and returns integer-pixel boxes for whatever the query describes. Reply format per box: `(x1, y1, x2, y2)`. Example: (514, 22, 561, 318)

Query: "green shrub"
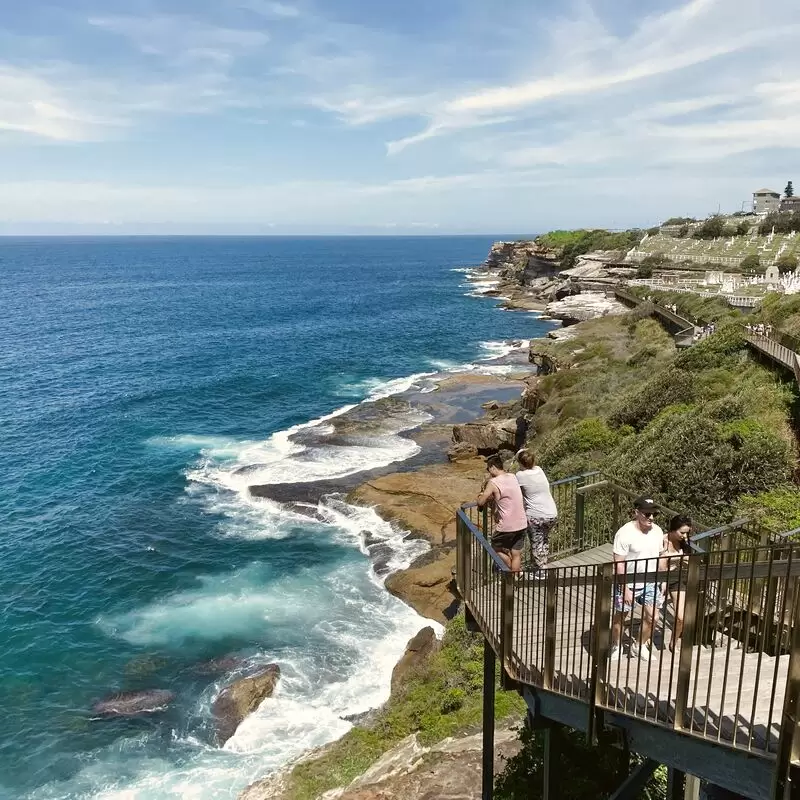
(609, 368, 695, 430)
(741, 254, 761, 270)
(607, 406, 793, 523)
(777, 253, 799, 272)
(736, 488, 800, 534)
(692, 216, 725, 240)
(539, 418, 620, 468)
(675, 325, 745, 371)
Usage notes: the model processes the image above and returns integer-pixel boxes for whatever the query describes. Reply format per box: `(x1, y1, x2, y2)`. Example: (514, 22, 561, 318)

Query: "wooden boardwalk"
(465, 542, 791, 759)
(525, 546, 786, 753)
(457, 479, 800, 798)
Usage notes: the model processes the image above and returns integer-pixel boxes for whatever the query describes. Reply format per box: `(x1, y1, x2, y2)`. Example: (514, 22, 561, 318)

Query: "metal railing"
(456, 483, 800, 791)
(614, 287, 696, 345)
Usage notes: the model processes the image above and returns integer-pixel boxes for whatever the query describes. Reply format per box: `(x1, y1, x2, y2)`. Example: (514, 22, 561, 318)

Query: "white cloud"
(383, 0, 800, 153)
(0, 64, 126, 141)
(88, 14, 270, 61)
(239, 1, 300, 18)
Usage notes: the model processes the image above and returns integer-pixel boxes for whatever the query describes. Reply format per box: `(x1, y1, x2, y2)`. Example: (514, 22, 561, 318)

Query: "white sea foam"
(478, 339, 530, 360)
(78, 496, 436, 800)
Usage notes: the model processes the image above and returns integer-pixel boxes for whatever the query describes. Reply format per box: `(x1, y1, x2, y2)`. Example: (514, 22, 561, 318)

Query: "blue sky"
(1, 0, 799, 234)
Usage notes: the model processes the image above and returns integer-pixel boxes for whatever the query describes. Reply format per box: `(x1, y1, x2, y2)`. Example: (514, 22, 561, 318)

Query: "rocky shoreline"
(238, 238, 625, 799)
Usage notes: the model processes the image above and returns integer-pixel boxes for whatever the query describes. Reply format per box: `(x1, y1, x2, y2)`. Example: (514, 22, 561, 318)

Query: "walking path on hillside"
(613, 287, 800, 390)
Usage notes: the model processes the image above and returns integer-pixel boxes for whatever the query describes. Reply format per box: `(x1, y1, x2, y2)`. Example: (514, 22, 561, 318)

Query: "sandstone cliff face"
(239, 721, 522, 800)
(484, 240, 558, 284)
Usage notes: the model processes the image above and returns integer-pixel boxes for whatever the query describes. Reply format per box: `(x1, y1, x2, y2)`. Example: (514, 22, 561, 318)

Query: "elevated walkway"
(615, 286, 800, 389)
(457, 474, 800, 799)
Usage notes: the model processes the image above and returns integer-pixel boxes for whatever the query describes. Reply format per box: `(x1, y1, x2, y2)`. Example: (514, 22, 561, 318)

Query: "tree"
(692, 216, 725, 240)
(740, 254, 761, 272)
(786, 181, 794, 198)
(777, 253, 799, 272)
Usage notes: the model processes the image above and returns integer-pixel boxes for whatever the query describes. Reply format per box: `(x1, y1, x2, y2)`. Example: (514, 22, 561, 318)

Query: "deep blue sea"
(0, 236, 551, 799)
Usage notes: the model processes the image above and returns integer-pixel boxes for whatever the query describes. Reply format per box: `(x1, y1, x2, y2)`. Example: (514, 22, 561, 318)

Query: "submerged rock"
(92, 689, 175, 717)
(213, 663, 281, 745)
(191, 655, 247, 676)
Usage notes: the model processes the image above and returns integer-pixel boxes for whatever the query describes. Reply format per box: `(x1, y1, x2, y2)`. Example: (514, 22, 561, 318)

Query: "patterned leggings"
(527, 516, 558, 567)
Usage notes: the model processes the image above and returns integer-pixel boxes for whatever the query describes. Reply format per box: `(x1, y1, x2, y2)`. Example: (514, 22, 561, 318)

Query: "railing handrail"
(550, 470, 601, 487)
(456, 506, 510, 572)
(690, 517, 752, 542)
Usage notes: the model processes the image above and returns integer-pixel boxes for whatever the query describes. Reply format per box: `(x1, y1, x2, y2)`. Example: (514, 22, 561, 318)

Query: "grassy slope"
(284, 614, 524, 799)
(529, 305, 798, 527)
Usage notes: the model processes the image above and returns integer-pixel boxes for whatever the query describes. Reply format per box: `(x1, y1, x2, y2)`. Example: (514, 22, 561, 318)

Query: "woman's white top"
(516, 467, 558, 519)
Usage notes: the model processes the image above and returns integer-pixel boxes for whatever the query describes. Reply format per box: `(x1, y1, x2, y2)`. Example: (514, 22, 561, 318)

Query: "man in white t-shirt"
(610, 495, 664, 662)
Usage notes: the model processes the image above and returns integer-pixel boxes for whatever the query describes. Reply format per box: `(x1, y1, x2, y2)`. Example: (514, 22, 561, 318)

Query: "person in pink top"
(477, 454, 528, 572)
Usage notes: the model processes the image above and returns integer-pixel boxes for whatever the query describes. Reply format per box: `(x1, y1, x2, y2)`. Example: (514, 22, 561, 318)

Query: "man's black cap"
(633, 495, 659, 513)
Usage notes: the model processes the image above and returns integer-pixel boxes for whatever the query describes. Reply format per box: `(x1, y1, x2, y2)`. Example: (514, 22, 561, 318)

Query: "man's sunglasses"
(637, 510, 657, 519)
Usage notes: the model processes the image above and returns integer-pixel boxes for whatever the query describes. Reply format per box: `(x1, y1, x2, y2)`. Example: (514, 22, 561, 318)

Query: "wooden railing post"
(674, 556, 702, 731)
(544, 570, 558, 690)
(501, 571, 516, 680)
(589, 562, 614, 743)
(576, 491, 586, 551)
(773, 590, 800, 800)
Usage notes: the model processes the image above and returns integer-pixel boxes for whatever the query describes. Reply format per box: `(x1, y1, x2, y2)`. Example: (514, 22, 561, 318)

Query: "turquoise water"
(0, 236, 550, 798)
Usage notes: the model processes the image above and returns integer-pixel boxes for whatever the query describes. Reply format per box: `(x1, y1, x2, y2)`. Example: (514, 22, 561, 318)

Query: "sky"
(1, 0, 799, 234)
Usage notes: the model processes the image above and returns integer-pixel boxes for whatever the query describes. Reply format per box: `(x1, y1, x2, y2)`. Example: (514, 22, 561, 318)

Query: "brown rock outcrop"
(213, 664, 280, 745)
(347, 460, 484, 545)
(390, 627, 441, 694)
(447, 442, 479, 462)
(238, 722, 523, 800)
(451, 419, 518, 454)
(384, 551, 457, 623)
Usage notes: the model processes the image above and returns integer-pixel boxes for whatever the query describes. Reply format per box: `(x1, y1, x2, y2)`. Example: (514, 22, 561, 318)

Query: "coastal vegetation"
(535, 229, 643, 268)
(283, 614, 524, 799)
(529, 309, 796, 524)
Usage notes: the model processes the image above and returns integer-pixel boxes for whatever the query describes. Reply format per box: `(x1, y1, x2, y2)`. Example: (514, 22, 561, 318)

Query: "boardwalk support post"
(543, 723, 561, 800)
(773, 588, 800, 800)
(609, 758, 658, 800)
(482, 640, 496, 800)
(667, 767, 686, 800)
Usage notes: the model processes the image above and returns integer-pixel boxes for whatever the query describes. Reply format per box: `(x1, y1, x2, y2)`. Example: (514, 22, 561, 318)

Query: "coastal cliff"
(238, 240, 800, 800)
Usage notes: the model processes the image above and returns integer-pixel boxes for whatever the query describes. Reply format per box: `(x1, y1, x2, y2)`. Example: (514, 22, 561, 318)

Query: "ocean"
(0, 236, 552, 799)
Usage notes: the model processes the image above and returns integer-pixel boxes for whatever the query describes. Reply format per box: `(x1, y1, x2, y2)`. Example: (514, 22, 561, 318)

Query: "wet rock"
(391, 627, 440, 694)
(92, 689, 175, 717)
(191, 655, 247, 676)
(213, 664, 281, 745)
(362, 531, 381, 548)
(368, 543, 394, 577)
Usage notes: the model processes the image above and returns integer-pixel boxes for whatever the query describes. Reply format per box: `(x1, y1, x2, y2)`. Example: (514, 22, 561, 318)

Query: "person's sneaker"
(630, 642, 656, 661)
(608, 644, 621, 662)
